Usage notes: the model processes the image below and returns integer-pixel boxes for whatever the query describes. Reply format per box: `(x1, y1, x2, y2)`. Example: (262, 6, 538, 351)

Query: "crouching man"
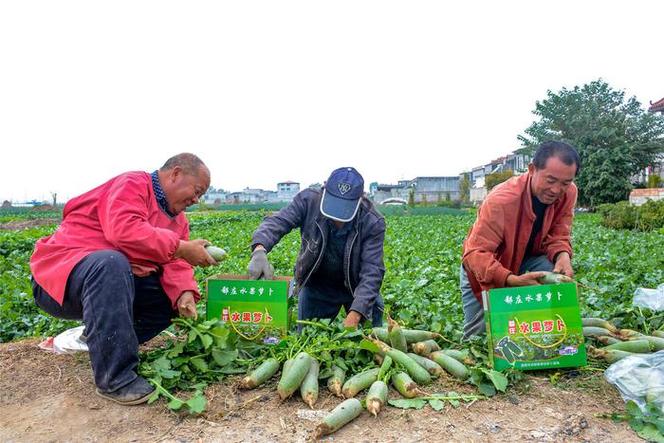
(30, 153, 217, 404)
(248, 167, 386, 328)
(461, 141, 581, 339)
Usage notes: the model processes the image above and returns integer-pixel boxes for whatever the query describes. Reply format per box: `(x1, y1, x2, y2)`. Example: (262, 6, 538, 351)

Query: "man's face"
(163, 166, 210, 214)
(529, 156, 576, 205)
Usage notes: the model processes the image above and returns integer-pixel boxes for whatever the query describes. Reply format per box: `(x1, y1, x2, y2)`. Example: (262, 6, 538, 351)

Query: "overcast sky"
(1, 1, 662, 203)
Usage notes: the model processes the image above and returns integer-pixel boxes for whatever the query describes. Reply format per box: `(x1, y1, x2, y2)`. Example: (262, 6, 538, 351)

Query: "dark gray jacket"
(251, 188, 386, 320)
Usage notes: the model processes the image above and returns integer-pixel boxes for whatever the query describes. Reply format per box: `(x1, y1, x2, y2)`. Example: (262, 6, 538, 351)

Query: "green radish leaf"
(446, 391, 461, 408)
(482, 369, 508, 392)
(153, 355, 171, 371)
(167, 341, 185, 358)
(655, 418, 664, 435)
(478, 382, 497, 397)
(195, 321, 212, 331)
(636, 424, 664, 443)
(200, 334, 214, 349)
(172, 356, 188, 367)
(147, 389, 160, 404)
(167, 398, 184, 410)
(160, 369, 181, 379)
(629, 418, 645, 432)
(186, 394, 207, 414)
(211, 349, 238, 367)
(429, 399, 445, 411)
(388, 399, 427, 409)
(190, 357, 208, 372)
(334, 357, 348, 371)
(345, 329, 364, 338)
(626, 400, 643, 418)
(209, 325, 229, 347)
(359, 338, 380, 354)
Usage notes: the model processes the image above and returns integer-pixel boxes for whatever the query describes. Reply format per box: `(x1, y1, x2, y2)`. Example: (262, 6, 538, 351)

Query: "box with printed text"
(206, 274, 291, 341)
(483, 282, 587, 371)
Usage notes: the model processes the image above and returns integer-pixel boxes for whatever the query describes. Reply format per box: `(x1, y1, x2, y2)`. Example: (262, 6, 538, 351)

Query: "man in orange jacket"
(30, 153, 217, 404)
(461, 141, 581, 339)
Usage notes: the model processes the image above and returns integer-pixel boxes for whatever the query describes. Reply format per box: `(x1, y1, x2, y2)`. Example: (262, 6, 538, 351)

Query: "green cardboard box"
(482, 282, 587, 371)
(206, 274, 291, 341)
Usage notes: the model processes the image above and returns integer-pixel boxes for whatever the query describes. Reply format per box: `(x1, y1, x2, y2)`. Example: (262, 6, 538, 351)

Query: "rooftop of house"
(649, 97, 664, 113)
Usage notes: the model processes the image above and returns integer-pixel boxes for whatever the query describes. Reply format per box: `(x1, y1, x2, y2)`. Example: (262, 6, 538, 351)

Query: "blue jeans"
(460, 255, 554, 340)
(32, 250, 174, 392)
(297, 284, 384, 331)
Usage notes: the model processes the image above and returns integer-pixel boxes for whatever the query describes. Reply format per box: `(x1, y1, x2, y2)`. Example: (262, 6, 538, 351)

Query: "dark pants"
(297, 284, 384, 331)
(32, 250, 174, 392)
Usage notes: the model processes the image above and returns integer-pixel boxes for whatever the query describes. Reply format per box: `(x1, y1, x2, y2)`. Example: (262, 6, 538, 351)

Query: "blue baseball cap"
(320, 167, 364, 222)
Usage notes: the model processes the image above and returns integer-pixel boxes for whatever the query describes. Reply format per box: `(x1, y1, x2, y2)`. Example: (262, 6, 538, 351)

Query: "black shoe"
(96, 376, 155, 405)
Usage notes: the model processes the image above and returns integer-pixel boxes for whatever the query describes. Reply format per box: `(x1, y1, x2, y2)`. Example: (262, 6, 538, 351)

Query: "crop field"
(1, 209, 663, 441)
(2, 210, 663, 342)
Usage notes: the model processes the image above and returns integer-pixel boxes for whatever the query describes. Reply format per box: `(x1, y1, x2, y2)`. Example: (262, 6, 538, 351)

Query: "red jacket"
(462, 173, 576, 302)
(30, 171, 199, 309)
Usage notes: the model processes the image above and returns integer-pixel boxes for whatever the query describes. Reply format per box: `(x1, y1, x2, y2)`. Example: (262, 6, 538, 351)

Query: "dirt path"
(0, 339, 639, 442)
(0, 218, 59, 231)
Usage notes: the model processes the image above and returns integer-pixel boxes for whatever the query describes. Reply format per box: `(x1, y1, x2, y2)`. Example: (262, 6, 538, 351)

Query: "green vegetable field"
(2, 210, 663, 343)
(1, 209, 664, 440)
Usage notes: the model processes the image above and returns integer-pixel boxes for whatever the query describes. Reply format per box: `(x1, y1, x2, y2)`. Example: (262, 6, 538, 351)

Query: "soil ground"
(0, 218, 59, 231)
(0, 339, 639, 443)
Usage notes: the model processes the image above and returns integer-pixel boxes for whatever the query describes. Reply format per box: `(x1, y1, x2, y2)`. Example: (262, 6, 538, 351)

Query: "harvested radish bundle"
(596, 336, 621, 346)
(277, 352, 311, 400)
(371, 327, 441, 344)
(370, 338, 432, 385)
(603, 339, 652, 353)
(313, 398, 363, 439)
(583, 326, 616, 338)
(582, 318, 619, 334)
(342, 368, 379, 398)
(411, 339, 441, 356)
(440, 348, 476, 366)
(240, 358, 280, 389)
(327, 365, 346, 398)
(630, 335, 664, 351)
(429, 351, 470, 380)
(407, 353, 445, 377)
(388, 317, 408, 352)
(588, 345, 637, 364)
(391, 371, 425, 398)
(300, 358, 320, 408)
(366, 380, 389, 417)
(619, 329, 644, 339)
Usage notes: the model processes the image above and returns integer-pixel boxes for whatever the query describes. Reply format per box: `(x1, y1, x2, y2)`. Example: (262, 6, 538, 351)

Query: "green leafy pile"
(603, 400, 664, 443)
(139, 317, 253, 414)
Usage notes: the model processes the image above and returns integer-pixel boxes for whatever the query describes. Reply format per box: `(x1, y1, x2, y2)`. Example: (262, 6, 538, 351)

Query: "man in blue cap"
(249, 167, 386, 328)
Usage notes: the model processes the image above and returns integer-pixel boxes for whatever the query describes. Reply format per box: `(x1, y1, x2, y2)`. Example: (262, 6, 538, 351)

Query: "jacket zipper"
(300, 219, 327, 290)
(345, 227, 359, 297)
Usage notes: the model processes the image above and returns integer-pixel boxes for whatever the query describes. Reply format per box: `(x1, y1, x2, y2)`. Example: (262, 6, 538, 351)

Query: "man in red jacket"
(30, 153, 217, 405)
(461, 141, 581, 339)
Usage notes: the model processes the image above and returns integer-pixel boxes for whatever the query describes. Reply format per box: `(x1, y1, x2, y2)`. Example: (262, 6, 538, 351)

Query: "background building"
(277, 181, 300, 201)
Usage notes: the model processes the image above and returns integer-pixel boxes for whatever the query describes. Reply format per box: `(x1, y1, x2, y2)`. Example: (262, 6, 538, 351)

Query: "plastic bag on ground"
(52, 325, 89, 354)
(604, 350, 664, 414)
(633, 284, 664, 311)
